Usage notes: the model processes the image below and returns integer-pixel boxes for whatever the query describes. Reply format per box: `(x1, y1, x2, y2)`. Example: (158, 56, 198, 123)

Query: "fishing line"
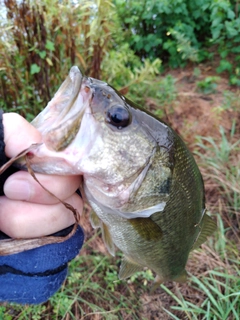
(0, 149, 80, 256)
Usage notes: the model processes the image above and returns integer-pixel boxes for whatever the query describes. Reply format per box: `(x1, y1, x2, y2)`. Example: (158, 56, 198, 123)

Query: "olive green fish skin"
(86, 108, 204, 281)
(150, 131, 205, 280)
(84, 83, 205, 281)
(23, 66, 215, 284)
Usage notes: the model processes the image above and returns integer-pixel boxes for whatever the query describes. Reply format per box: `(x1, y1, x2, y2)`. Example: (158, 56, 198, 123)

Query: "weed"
(0, 0, 121, 117)
(221, 90, 240, 111)
(161, 269, 240, 320)
(101, 43, 162, 102)
(196, 121, 240, 212)
(196, 76, 220, 94)
(160, 208, 240, 319)
(193, 67, 201, 79)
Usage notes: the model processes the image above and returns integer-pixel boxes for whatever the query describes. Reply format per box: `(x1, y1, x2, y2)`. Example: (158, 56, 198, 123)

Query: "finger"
(0, 193, 83, 238)
(3, 113, 42, 158)
(4, 171, 81, 204)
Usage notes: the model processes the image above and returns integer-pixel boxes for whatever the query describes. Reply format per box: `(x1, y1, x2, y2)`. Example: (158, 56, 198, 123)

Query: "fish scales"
(150, 133, 204, 280)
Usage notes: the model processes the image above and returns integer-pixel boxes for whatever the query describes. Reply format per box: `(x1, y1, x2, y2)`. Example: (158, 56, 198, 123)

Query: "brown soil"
(164, 65, 239, 140)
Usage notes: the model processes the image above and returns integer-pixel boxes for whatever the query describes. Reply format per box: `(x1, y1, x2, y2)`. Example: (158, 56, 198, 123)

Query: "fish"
(16, 66, 216, 284)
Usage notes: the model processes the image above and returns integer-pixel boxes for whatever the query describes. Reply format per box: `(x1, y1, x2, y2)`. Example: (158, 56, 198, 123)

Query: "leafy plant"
(101, 44, 163, 107)
(113, 0, 240, 83)
(114, 0, 212, 67)
(197, 76, 220, 94)
(210, 0, 240, 84)
(221, 90, 240, 111)
(166, 28, 199, 65)
(196, 122, 240, 207)
(0, 0, 122, 117)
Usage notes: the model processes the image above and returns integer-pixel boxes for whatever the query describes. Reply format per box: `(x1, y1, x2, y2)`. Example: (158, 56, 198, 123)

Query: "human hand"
(0, 113, 83, 238)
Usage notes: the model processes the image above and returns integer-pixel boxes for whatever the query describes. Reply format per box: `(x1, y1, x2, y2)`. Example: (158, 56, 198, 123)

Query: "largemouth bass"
(17, 66, 216, 284)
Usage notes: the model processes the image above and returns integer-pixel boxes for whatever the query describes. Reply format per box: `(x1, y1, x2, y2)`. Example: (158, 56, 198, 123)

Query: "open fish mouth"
(17, 67, 99, 174)
(32, 66, 90, 152)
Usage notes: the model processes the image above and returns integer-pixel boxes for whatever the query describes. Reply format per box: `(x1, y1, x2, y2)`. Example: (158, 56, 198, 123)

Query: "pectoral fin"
(129, 217, 163, 241)
(89, 210, 101, 228)
(150, 269, 188, 292)
(174, 269, 188, 283)
(102, 222, 115, 256)
(192, 213, 217, 250)
(150, 275, 164, 293)
(119, 256, 143, 279)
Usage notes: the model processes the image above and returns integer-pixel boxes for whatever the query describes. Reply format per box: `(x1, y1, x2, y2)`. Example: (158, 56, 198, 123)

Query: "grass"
(221, 90, 240, 112)
(160, 222, 240, 319)
(161, 270, 240, 320)
(195, 121, 240, 226)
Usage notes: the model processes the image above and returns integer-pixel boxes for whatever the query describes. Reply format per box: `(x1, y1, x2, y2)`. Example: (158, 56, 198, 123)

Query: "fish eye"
(106, 105, 131, 129)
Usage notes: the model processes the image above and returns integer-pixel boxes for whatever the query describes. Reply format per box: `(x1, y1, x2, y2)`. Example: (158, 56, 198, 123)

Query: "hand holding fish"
(0, 113, 83, 238)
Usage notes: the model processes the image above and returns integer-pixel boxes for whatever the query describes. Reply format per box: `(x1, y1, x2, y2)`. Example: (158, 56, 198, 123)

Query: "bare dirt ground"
(166, 65, 239, 142)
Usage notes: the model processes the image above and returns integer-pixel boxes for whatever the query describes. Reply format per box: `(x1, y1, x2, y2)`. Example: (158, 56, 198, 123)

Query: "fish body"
(23, 66, 216, 283)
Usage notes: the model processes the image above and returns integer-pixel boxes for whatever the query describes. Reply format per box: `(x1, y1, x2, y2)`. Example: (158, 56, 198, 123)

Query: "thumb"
(3, 113, 42, 158)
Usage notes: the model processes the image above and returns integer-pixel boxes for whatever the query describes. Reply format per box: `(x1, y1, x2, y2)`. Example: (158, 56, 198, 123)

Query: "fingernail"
(4, 179, 31, 200)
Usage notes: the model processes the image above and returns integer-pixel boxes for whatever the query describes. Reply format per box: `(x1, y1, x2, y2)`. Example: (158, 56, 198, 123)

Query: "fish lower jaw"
(23, 143, 85, 175)
(25, 155, 83, 175)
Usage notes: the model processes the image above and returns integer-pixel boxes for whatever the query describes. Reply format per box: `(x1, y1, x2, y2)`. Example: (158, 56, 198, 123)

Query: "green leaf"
(233, 35, 240, 42)
(145, 43, 152, 52)
(38, 50, 46, 59)
(30, 63, 41, 75)
(227, 9, 235, 20)
(212, 25, 223, 40)
(229, 75, 240, 86)
(45, 40, 55, 51)
(133, 35, 141, 43)
(225, 21, 238, 37)
(212, 17, 222, 28)
(231, 46, 240, 53)
(216, 60, 232, 73)
(220, 50, 228, 59)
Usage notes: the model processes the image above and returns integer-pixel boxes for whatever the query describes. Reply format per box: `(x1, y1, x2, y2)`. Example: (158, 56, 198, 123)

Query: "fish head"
(23, 67, 171, 214)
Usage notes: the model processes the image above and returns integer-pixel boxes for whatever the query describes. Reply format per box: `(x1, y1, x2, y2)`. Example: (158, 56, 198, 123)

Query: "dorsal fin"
(119, 256, 143, 279)
(192, 213, 217, 250)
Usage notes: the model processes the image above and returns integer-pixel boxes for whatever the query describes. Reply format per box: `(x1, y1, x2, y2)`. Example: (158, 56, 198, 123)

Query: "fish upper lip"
(32, 66, 83, 129)
(47, 66, 85, 127)
(31, 66, 94, 151)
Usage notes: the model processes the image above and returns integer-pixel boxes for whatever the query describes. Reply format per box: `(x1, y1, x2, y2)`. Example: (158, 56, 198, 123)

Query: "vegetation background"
(0, 0, 239, 319)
